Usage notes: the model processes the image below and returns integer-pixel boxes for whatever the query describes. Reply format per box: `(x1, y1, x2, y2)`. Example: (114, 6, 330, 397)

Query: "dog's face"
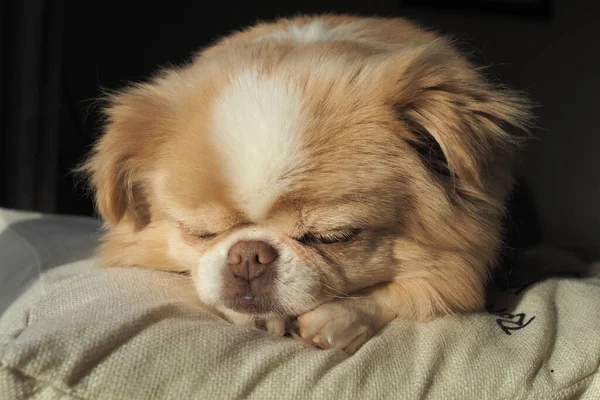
(82, 16, 531, 323)
(149, 56, 425, 318)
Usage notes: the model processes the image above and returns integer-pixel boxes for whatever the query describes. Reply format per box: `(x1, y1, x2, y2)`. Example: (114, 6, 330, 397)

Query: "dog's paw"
(220, 308, 287, 336)
(296, 300, 379, 353)
(247, 316, 287, 337)
(263, 316, 287, 336)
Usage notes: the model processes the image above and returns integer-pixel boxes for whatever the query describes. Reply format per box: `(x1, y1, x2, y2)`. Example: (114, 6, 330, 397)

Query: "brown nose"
(227, 241, 278, 281)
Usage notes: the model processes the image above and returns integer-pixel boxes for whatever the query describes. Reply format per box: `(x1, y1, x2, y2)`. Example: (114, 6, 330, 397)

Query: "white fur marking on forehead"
(258, 20, 330, 42)
(211, 69, 305, 221)
(285, 21, 329, 42)
(257, 20, 366, 44)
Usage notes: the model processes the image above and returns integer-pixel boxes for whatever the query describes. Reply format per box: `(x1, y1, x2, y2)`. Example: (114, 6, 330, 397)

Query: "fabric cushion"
(1, 208, 599, 399)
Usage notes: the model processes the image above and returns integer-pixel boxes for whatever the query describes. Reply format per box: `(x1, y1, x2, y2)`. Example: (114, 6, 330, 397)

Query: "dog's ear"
(78, 80, 173, 228)
(387, 40, 533, 191)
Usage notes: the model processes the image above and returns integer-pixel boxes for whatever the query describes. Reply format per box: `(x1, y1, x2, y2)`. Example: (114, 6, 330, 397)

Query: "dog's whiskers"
(322, 282, 366, 300)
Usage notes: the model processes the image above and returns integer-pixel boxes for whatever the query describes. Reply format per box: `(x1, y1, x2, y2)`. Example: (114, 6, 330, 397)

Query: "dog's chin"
(223, 295, 285, 315)
(215, 288, 326, 319)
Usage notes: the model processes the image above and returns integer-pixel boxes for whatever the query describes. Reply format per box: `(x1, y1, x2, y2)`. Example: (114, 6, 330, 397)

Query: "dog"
(80, 14, 532, 353)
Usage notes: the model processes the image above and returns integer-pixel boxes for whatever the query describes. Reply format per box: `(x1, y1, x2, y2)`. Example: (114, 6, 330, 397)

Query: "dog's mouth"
(224, 294, 284, 315)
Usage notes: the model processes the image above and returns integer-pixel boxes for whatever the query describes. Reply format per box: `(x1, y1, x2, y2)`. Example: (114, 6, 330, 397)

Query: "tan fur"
(80, 15, 532, 352)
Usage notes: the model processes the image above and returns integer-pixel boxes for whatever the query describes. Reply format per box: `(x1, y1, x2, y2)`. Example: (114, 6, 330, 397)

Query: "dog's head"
(81, 16, 532, 320)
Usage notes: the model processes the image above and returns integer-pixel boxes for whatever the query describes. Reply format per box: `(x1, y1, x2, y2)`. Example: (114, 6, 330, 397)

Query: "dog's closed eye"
(295, 228, 361, 245)
(178, 223, 218, 240)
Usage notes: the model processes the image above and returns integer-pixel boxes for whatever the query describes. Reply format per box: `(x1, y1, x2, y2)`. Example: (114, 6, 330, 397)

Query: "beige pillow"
(1, 209, 599, 399)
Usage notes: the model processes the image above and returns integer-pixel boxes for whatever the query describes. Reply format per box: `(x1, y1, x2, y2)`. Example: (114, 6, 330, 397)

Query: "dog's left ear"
(386, 40, 533, 190)
(77, 76, 176, 228)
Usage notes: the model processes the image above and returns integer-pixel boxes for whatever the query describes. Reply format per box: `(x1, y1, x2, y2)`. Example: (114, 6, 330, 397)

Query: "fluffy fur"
(80, 15, 532, 352)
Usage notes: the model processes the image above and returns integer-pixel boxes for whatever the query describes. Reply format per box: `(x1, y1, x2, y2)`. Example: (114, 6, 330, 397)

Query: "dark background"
(2, 0, 599, 259)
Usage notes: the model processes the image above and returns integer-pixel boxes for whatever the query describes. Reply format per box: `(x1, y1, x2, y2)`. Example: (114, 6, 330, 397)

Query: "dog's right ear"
(381, 40, 533, 193)
(78, 80, 173, 227)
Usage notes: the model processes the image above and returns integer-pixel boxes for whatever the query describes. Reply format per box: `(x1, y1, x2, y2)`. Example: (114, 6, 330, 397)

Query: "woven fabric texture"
(0, 208, 599, 399)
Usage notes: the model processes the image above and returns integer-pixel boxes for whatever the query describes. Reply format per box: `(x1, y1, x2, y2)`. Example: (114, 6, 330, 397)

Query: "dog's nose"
(227, 241, 278, 281)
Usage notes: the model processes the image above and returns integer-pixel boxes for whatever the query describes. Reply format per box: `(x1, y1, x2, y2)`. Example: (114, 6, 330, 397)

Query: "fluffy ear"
(389, 40, 533, 191)
(78, 81, 172, 228)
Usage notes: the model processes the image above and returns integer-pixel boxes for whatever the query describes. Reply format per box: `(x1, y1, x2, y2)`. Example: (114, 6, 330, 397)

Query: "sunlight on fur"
(79, 14, 533, 353)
